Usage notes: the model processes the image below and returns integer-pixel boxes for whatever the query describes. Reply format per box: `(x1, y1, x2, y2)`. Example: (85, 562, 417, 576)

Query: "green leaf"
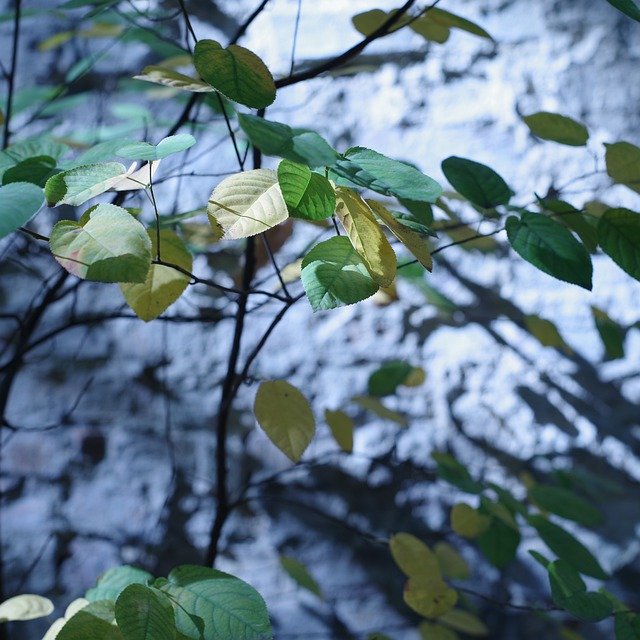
(133, 66, 215, 93)
(115, 585, 176, 640)
(606, 0, 640, 22)
(0, 182, 44, 239)
(280, 556, 322, 598)
(597, 208, 640, 281)
(2, 156, 57, 187)
(117, 134, 196, 161)
(301, 235, 379, 311)
(539, 198, 598, 252)
(505, 212, 593, 289)
(238, 114, 339, 168)
(438, 609, 489, 637)
(351, 9, 410, 37)
(591, 306, 625, 360)
(476, 517, 520, 569)
(404, 577, 457, 619)
(335, 187, 397, 287)
(616, 612, 640, 639)
(418, 622, 459, 640)
(528, 485, 602, 527)
(254, 380, 315, 462)
(432, 452, 483, 494)
(351, 395, 407, 426)
(605, 141, 640, 193)
(57, 601, 121, 640)
(44, 162, 128, 206)
(3, 137, 68, 162)
(331, 147, 442, 203)
(433, 543, 470, 580)
(421, 8, 492, 40)
(0, 594, 54, 622)
(548, 560, 612, 622)
(523, 112, 589, 146)
(158, 565, 272, 640)
(367, 361, 413, 397)
(207, 169, 289, 240)
(441, 156, 513, 208)
(86, 566, 154, 602)
(324, 409, 354, 453)
(524, 314, 570, 352)
(451, 504, 490, 539)
(50, 203, 152, 283)
(120, 230, 192, 321)
(528, 515, 608, 579)
(193, 39, 276, 109)
(70, 139, 136, 166)
(277, 160, 335, 220)
(390, 532, 441, 580)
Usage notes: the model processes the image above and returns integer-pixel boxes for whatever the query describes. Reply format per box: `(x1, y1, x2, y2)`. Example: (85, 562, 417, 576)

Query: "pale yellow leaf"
(404, 577, 458, 619)
(438, 609, 489, 637)
(325, 409, 353, 453)
(390, 533, 441, 580)
(0, 595, 54, 622)
(450, 503, 490, 539)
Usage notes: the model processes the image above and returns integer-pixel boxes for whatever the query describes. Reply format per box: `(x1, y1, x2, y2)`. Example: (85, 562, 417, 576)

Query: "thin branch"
(2, 0, 22, 149)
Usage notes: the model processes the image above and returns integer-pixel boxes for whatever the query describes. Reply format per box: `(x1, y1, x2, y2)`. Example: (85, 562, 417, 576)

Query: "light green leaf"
(133, 66, 215, 92)
(2, 138, 68, 162)
(301, 235, 379, 311)
(335, 187, 397, 287)
(193, 39, 276, 109)
(324, 409, 354, 453)
(441, 156, 513, 208)
(591, 306, 625, 360)
(424, 8, 492, 39)
(277, 160, 335, 220)
(529, 484, 602, 527)
(418, 622, 459, 640)
(238, 114, 339, 168)
(280, 557, 322, 598)
(120, 230, 192, 321)
(351, 9, 410, 37)
(0, 594, 54, 622)
(434, 543, 470, 580)
(523, 112, 589, 146)
(438, 609, 489, 637)
(605, 141, 640, 193)
(367, 361, 413, 397)
(451, 504, 490, 539)
(70, 139, 136, 167)
(158, 565, 272, 640)
(506, 212, 593, 289)
(597, 208, 640, 281)
(50, 203, 152, 283)
(404, 577, 457, 619)
(389, 532, 441, 580)
(207, 169, 288, 240)
(114, 584, 176, 640)
(606, 0, 640, 22)
(254, 380, 315, 462)
(352, 395, 407, 426)
(44, 162, 128, 206)
(86, 566, 154, 602)
(117, 134, 196, 161)
(332, 147, 442, 203)
(528, 515, 608, 579)
(0, 182, 44, 239)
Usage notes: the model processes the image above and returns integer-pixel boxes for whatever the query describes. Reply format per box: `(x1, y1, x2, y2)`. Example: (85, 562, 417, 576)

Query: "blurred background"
(1, 0, 640, 638)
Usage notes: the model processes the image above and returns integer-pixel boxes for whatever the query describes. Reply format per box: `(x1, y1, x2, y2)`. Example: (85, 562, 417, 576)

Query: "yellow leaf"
(335, 187, 397, 287)
(524, 314, 571, 353)
(450, 503, 490, 538)
(254, 380, 315, 462)
(390, 533, 441, 580)
(438, 609, 489, 637)
(434, 542, 470, 580)
(324, 409, 353, 453)
(38, 31, 73, 51)
(419, 622, 459, 640)
(351, 395, 407, 426)
(366, 199, 433, 271)
(404, 577, 458, 619)
(403, 366, 426, 387)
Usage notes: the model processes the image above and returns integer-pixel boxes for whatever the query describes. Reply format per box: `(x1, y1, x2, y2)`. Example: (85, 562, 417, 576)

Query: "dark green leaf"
(539, 199, 598, 252)
(432, 452, 483, 494)
(367, 361, 413, 396)
(114, 584, 176, 640)
(2, 156, 57, 187)
(523, 112, 589, 146)
(616, 612, 640, 640)
(591, 306, 625, 360)
(505, 212, 593, 289)
(58, 601, 121, 640)
(605, 142, 640, 193)
(441, 156, 513, 208)
(528, 485, 603, 527)
(606, 0, 640, 22)
(477, 517, 520, 569)
(280, 556, 323, 598)
(597, 208, 640, 281)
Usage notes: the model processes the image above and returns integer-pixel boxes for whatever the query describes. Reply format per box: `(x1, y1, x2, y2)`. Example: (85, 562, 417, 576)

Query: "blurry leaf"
(524, 314, 571, 352)
(539, 199, 598, 252)
(86, 566, 154, 602)
(335, 187, 397, 287)
(120, 230, 192, 321)
(193, 39, 276, 109)
(277, 160, 335, 220)
(438, 609, 489, 636)
(404, 367, 426, 387)
(528, 515, 608, 579)
(280, 556, 322, 598)
(591, 306, 625, 360)
(0, 182, 44, 239)
(2, 156, 57, 187)
(434, 543, 470, 580)
(133, 66, 215, 93)
(116, 134, 196, 161)
(367, 199, 433, 270)
(418, 622, 459, 640)
(432, 453, 483, 494)
(254, 380, 315, 462)
(451, 504, 491, 538)
(0, 594, 54, 622)
(523, 112, 589, 146)
(44, 162, 127, 206)
(114, 585, 176, 640)
(606, 0, 640, 22)
(324, 409, 354, 453)
(301, 236, 379, 311)
(50, 203, 152, 283)
(70, 138, 136, 166)
(605, 141, 640, 193)
(207, 169, 289, 240)
(332, 147, 442, 203)
(476, 517, 520, 568)
(38, 30, 73, 51)
(404, 577, 457, 619)
(615, 612, 640, 639)
(367, 361, 413, 396)
(389, 532, 441, 580)
(352, 395, 407, 425)
(506, 212, 593, 289)
(597, 208, 640, 281)
(238, 114, 339, 168)
(441, 157, 513, 208)
(425, 8, 493, 39)
(529, 485, 602, 527)
(351, 9, 410, 36)
(4, 138, 68, 162)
